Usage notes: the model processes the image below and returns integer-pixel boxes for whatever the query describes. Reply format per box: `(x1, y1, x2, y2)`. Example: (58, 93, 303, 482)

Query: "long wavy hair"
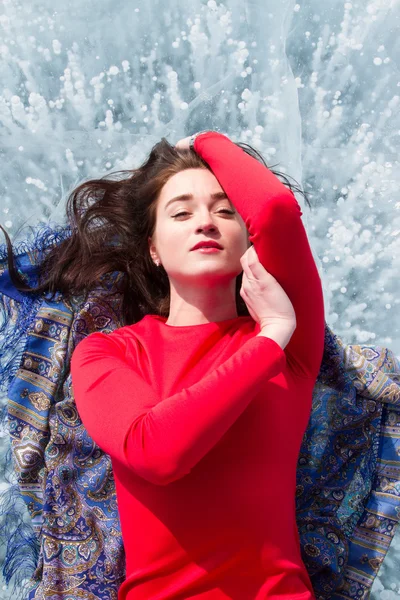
(1, 138, 310, 326)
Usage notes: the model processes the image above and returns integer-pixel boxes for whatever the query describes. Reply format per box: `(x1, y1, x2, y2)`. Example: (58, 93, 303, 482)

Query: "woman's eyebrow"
(165, 191, 228, 210)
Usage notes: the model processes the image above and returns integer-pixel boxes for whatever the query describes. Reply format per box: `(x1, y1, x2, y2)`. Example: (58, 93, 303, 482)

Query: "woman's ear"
(148, 236, 157, 262)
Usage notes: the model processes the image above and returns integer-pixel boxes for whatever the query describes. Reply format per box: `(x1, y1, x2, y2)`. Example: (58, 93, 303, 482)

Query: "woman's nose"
(196, 217, 218, 233)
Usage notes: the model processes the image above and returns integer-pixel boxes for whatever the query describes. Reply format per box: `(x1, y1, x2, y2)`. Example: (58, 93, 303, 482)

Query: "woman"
(70, 130, 325, 599)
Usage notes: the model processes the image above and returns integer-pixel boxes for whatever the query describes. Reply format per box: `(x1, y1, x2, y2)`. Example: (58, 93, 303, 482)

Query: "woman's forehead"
(159, 169, 228, 209)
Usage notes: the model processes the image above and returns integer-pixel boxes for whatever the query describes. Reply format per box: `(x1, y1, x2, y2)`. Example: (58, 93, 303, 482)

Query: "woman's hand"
(240, 245, 296, 345)
(175, 136, 193, 150)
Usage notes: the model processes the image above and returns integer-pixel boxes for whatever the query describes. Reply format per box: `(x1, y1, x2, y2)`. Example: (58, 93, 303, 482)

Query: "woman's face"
(148, 168, 250, 286)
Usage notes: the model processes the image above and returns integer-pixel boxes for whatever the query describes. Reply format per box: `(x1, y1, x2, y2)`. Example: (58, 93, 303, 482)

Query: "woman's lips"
(193, 247, 222, 253)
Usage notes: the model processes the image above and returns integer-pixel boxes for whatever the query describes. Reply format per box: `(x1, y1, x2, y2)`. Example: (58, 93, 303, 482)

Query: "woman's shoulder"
(75, 315, 156, 351)
(96, 316, 151, 348)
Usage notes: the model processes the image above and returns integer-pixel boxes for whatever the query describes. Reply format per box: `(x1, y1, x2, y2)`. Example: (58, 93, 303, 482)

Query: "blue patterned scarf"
(0, 227, 399, 599)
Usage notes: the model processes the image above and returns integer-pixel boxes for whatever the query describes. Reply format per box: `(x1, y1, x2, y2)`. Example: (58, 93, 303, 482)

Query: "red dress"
(71, 131, 325, 599)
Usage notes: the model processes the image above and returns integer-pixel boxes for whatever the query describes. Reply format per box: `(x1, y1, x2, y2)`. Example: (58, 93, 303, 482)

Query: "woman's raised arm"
(192, 131, 325, 380)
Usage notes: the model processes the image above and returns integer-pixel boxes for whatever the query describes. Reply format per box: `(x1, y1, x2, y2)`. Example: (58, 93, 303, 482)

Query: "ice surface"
(0, 0, 399, 597)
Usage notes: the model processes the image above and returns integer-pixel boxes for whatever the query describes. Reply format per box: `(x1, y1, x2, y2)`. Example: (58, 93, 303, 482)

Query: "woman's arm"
(71, 331, 285, 486)
(193, 131, 325, 380)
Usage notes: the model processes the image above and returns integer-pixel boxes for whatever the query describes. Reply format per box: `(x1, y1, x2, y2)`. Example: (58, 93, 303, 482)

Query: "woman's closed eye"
(172, 209, 235, 218)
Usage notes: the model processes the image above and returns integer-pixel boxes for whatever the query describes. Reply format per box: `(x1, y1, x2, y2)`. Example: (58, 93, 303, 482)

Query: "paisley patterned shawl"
(0, 228, 399, 600)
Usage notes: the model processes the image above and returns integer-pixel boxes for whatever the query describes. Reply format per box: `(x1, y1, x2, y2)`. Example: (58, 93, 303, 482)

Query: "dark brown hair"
(1, 138, 310, 325)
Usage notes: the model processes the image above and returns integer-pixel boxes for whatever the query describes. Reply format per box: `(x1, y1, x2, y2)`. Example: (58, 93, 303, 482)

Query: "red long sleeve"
(71, 331, 285, 485)
(193, 131, 325, 379)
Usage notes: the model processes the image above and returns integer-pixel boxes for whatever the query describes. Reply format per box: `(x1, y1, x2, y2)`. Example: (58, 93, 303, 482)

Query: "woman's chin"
(172, 267, 239, 285)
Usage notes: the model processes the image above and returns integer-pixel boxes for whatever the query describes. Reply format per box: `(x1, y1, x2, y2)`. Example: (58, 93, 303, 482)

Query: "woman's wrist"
(189, 130, 213, 150)
(175, 131, 229, 152)
(256, 322, 296, 351)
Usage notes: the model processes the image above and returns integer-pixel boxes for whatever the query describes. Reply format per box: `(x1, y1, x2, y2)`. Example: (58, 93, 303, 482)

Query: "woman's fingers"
(241, 246, 263, 280)
(239, 243, 296, 329)
(175, 136, 193, 150)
